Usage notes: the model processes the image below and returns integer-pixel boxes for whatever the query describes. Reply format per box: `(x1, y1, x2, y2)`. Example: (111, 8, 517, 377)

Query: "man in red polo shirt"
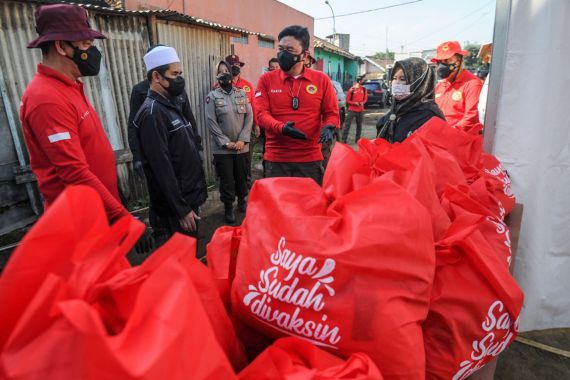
(20, 4, 132, 225)
(433, 40, 484, 135)
(255, 25, 340, 185)
(342, 75, 368, 144)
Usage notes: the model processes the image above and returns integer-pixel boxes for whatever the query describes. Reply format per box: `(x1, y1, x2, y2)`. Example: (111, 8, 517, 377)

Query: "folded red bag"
(238, 337, 383, 380)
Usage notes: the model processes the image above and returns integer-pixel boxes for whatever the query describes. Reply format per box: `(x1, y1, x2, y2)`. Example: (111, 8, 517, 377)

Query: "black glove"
(282, 121, 307, 140)
(134, 217, 154, 254)
(318, 125, 336, 143)
(133, 160, 145, 178)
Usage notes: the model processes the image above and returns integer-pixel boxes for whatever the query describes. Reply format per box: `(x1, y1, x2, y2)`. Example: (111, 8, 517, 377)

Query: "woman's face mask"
(391, 67, 429, 102)
(391, 81, 412, 101)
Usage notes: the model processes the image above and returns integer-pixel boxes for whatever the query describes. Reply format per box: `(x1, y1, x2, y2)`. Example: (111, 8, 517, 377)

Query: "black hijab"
(378, 57, 444, 141)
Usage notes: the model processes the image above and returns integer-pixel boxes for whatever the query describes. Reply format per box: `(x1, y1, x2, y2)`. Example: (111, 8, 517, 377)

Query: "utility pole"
(325, 1, 336, 36)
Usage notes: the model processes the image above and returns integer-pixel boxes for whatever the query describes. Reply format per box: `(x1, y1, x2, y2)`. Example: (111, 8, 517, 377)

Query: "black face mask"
(65, 42, 102, 77)
(437, 62, 458, 79)
(231, 65, 241, 77)
(277, 50, 303, 72)
(218, 72, 233, 92)
(161, 75, 185, 97)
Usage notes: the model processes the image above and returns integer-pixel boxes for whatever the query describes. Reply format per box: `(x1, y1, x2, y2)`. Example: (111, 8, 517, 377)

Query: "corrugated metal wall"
(0, 0, 234, 236)
(157, 20, 232, 178)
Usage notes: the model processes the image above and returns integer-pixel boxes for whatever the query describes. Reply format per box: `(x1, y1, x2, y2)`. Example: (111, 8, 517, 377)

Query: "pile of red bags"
(209, 117, 523, 380)
(0, 186, 382, 379)
(0, 117, 523, 379)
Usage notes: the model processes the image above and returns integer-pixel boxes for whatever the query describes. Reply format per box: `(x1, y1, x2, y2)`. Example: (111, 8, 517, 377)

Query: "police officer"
(206, 71, 253, 224)
(134, 46, 207, 245)
(225, 55, 259, 187)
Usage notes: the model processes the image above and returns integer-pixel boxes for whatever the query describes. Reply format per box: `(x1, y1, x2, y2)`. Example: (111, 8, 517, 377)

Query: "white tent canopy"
(486, 0, 570, 331)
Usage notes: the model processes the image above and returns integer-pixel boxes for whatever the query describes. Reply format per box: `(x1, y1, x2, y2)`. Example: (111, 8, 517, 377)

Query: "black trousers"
(264, 160, 324, 186)
(214, 153, 248, 205)
(342, 111, 364, 143)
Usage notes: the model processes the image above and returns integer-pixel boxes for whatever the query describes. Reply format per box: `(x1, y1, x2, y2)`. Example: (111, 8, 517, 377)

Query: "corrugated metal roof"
(19, 0, 271, 37)
(314, 36, 357, 60)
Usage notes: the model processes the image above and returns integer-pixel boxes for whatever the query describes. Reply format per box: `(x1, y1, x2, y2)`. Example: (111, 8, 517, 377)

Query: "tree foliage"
(371, 51, 395, 61)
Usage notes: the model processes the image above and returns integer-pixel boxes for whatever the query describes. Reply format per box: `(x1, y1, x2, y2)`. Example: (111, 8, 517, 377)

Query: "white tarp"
(491, 0, 570, 331)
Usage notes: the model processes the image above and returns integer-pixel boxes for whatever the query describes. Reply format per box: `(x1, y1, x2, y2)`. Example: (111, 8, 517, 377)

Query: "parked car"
(363, 79, 388, 108)
(331, 80, 346, 125)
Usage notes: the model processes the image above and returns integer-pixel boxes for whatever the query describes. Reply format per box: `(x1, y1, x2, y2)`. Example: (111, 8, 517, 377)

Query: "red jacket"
(254, 68, 339, 162)
(435, 70, 484, 134)
(20, 64, 129, 222)
(346, 84, 368, 112)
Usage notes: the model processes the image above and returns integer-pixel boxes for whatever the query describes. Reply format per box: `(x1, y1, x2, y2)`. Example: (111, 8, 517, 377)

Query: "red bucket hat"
(225, 54, 245, 67)
(431, 41, 469, 62)
(27, 4, 106, 49)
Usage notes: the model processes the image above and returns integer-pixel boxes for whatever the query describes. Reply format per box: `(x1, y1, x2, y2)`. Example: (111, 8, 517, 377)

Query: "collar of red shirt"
(278, 67, 317, 83)
(444, 69, 471, 87)
(37, 63, 82, 88)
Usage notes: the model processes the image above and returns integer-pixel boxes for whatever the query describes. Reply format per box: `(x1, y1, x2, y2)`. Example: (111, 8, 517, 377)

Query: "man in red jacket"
(255, 25, 340, 185)
(433, 41, 484, 135)
(342, 75, 368, 144)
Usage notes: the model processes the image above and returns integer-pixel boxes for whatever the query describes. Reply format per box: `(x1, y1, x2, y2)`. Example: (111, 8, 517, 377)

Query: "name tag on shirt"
(48, 132, 71, 143)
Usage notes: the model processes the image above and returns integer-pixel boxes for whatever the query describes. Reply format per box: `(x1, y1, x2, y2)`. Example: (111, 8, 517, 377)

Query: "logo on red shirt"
(306, 84, 318, 95)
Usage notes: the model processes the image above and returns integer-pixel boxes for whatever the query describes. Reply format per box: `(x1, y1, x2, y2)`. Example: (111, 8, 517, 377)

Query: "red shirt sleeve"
(254, 75, 284, 134)
(363, 88, 369, 104)
(456, 79, 483, 131)
(28, 103, 129, 222)
(320, 77, 340, 128)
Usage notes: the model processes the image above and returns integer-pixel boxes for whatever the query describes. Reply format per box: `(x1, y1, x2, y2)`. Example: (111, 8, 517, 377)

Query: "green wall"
(314, 48, 359, 90)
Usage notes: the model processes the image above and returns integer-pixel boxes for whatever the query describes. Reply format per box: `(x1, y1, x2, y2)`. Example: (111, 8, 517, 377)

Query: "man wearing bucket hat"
(133, 46, 207, 245)
(20, 3, 154, 253)
(433, 40, 484, 135)
(21, 4, 129, 221)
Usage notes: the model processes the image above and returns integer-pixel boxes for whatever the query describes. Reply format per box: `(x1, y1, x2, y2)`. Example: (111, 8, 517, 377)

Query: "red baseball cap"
(27, 4, 106, 49)
(431, 41, 469, 62)
(225, 54, 245, 67)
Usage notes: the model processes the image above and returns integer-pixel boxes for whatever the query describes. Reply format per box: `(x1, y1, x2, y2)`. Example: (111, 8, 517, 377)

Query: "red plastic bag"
(423, 213, 524, 380)
(411, 117, 483, 182)
(239, 337, 383, 380)
(441, 185, 512, 267)
(0, 185, 137, 356)
(232, 177, 435, 379)
(0, 186, 239, 379)
(472, 153, 516, 217)
(206, 225, 242, 308)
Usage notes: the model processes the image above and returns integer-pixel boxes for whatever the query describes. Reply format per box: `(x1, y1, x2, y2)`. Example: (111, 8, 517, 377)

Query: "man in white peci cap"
(133, 45, 207, 247)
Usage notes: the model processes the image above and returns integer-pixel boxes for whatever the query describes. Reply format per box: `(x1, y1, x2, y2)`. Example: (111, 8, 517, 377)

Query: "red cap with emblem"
(431, 41, 469, 62)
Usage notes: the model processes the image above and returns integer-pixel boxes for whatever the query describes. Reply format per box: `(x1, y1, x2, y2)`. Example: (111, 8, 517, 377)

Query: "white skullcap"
(144, 46, 180, 72)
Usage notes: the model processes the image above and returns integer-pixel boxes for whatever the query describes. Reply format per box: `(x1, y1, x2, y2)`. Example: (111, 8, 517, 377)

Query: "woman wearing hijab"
(377, 57, 445, 143)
